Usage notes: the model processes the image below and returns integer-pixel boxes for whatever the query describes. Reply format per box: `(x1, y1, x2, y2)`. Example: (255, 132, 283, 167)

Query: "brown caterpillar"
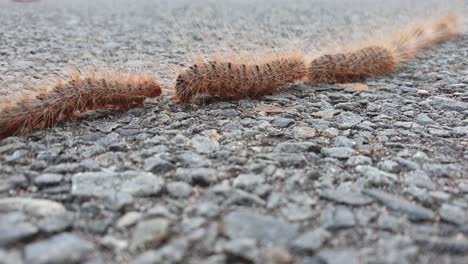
(174, 14, 460, 103)
(174, 54, 307, 104)
(307, 14, 461, 84)
(0, 70, 162, 139)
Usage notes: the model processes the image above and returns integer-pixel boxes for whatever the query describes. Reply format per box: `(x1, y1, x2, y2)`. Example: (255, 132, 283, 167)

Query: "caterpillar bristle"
(174, 53, 307, 104)
(307, 46, 397, 83)
(0, 70, 162, 139)
(306, 14, 461, 84)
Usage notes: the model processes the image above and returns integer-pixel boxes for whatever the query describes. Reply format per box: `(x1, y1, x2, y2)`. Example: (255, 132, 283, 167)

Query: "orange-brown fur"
(307, 14, 460, 84)
(174, 54, 307, 104)
(0, 70, 162, 139)
(307, 46, 397, 83)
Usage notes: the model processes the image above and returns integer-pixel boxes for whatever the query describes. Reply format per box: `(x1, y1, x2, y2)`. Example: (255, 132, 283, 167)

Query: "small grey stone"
(223, 238, 258, 262)
(233, 174, 265, 190)
(95, 122, 120, 133)
(116, 128, 140, 136)
(321, 147, 355, 159)
(274, 142, 321, 153)
(332, 136, 357, 148)
(356, 165, 398, 187)
(24, 233, 95, 264)
(378, 160, 401, 174)
(0, 197, 72, 233)
(34, 173, 63, 186)
(345, 155, 372, 166)
(428, 128, 451, 137)
(258, 247, 294, 264)
(320, 189, 373, 205)
(393, 157, 420, 171)
(363, 189, 434, 221)
(429, 96, 468, 112)
(100, 236, 128, 251)
(191, 135, 220, 154)
(257, 153, 306, 167)
(429, 190, 451, 201)
(320, 206, 356, 229)
(416, 89, 430, 96)
(377, 214, 403, 231)
(223, 210, 299, 246)
(271, 117, 295, 127)
(453, 126, 468, 136)
(414, 235, 468, 254)
(72, 171, 164, 198)
(36, 147, 62, 161)
(186, 202, 221, 218)
(191, 168, 218, 186)
(439, 204, 466, 226)
(281, 203, 314, 221)
(144, 156, 175, 173)
(291, 228, 331, 252)
(167, 181, 192, 198)
(335, 112, 363, 129)
(178, 152, 211, 167)
(0, 213, 38, 246)
(116, 212, 143, 229)
(131, 238, 189, 264)
(404, 170, 435, 190)
(0, 141, 26, 154)
(292, 126, 317, 139)
(44, 163, 81, 174)
(312, 109, 339, 120)
(0, 249, 23, 264)
(130, 218, 170, 251)
(423, 163, 463, 178)
(318, 249, 360, 264)
(415, 113, 436, 126)
(198, 255, 227, 264)
(175, 167, 218, 185)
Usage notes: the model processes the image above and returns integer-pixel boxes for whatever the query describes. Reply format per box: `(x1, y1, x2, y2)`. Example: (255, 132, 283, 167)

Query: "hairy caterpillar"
(307, 14, 460, 83)
(174, 14, 460, 103)
(174, 53, 307, 104)
(0, 70, 162, 139)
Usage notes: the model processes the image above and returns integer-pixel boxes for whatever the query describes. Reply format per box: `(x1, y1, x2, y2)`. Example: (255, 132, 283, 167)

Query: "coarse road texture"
(0, 0, 467, 263)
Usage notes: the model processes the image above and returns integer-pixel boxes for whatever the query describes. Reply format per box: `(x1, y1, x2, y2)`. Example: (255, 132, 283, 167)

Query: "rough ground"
(0, 0, 468, 263)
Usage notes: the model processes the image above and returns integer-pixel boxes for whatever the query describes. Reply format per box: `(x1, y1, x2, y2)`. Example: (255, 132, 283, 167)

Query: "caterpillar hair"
(174, 53, 307, 104)
(306, 14, 461, 84)
(0, 70, 162, 139)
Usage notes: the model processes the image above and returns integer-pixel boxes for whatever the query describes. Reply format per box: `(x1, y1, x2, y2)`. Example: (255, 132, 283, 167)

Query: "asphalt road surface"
(0, 0, 467, 263)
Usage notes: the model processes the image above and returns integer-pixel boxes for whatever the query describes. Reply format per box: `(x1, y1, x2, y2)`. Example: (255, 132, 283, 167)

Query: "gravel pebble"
(24, 233, 94, 264)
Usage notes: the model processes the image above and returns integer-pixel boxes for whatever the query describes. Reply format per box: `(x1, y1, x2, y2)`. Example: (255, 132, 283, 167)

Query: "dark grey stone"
(320, 189, 373, 205)
(223, 238, 258, 262)
(320, 206, 356, 229)
(363, 189, 434, 221)
(274, 142, 321, 153)
(33, 173, 63, 186)
(72, 171, 164, 198)
(414, 236, 468, 254)
(143, 156, 175, 173)
(271, 117, 295, 127)
(291, 228, 331, 252)
(429, 96, 468, 111)
(0, 213, 38, 246)
(130, 218, 170, 251)
(191, 135, 220, 154)
(24, 233, 95, 264)
(321, 147, 355, 159)
(222, 210, 299, 246)
(167, 181, 192, 198)
(0, 197, 72, 233)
